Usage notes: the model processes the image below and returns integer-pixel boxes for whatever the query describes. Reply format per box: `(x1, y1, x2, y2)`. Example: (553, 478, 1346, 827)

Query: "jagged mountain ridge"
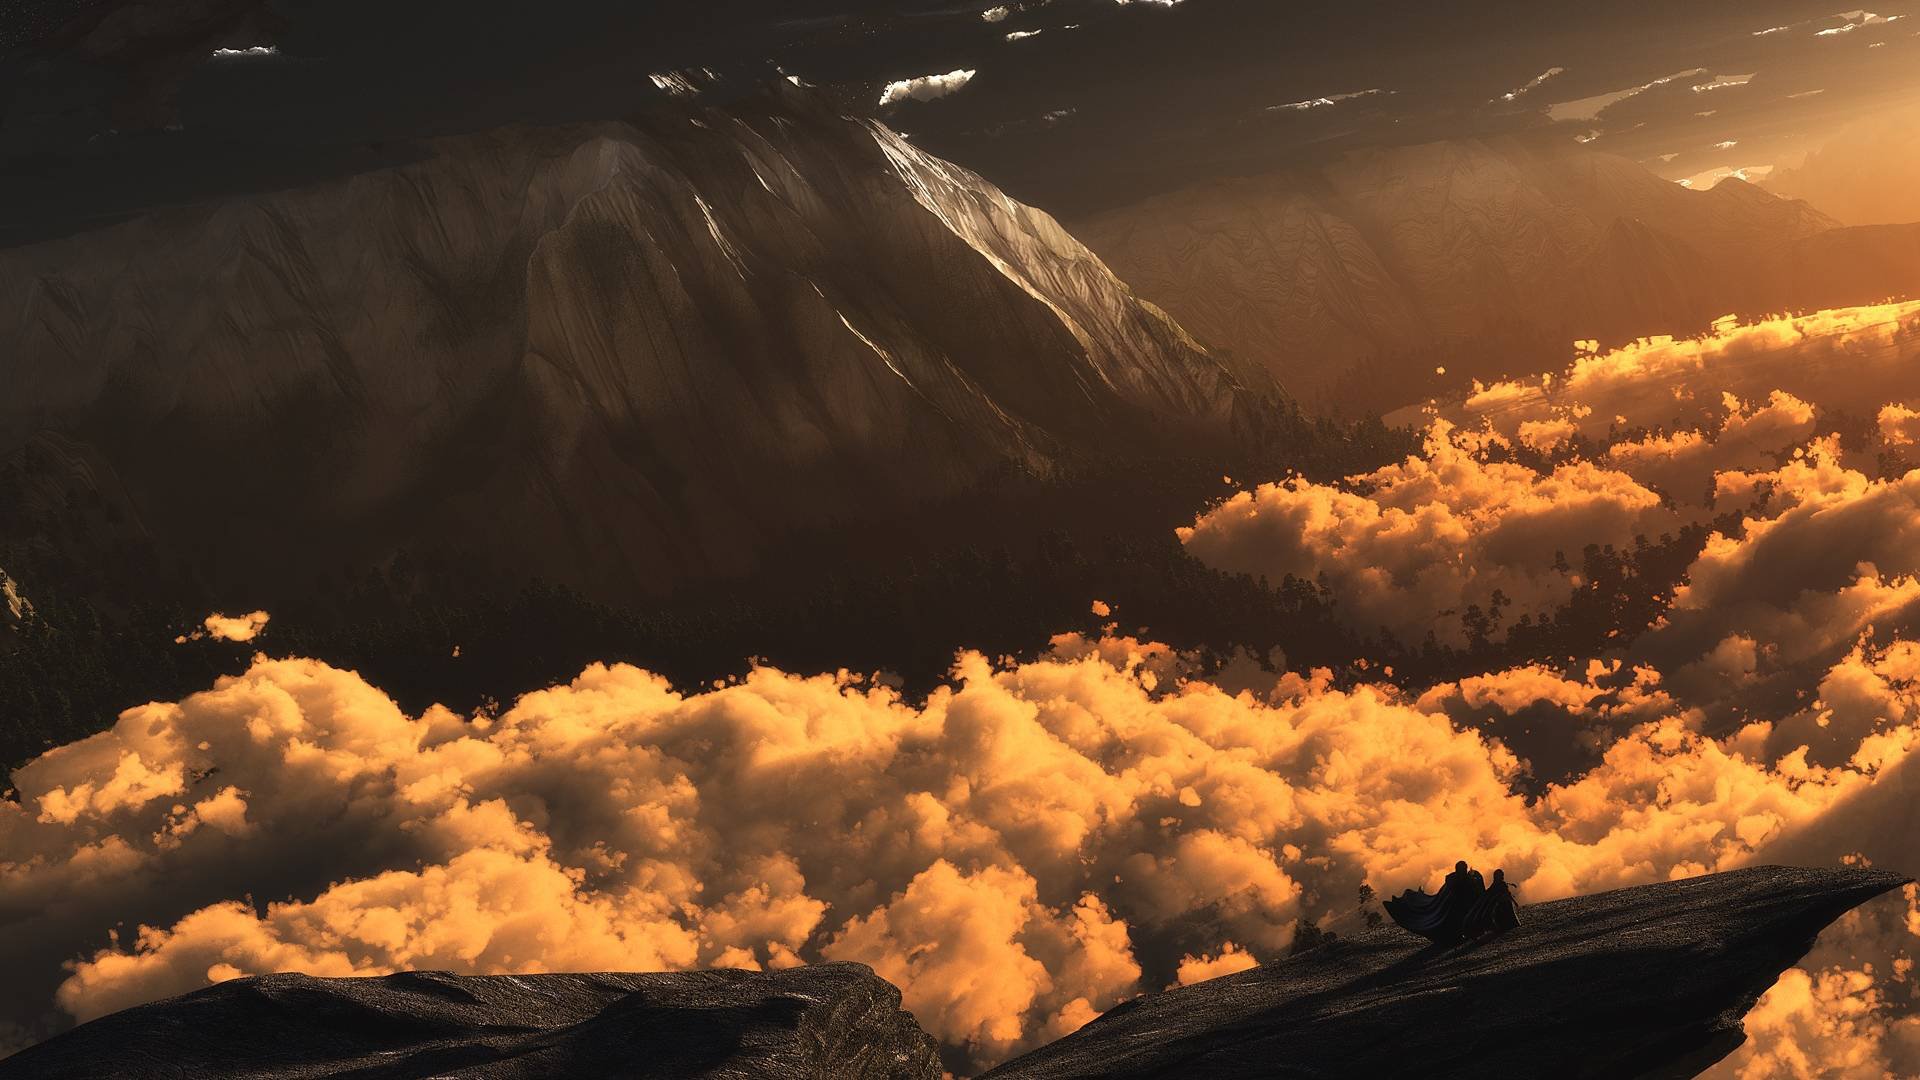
(0, 84, 1254, 600)
(1075, 136, 1920, 413)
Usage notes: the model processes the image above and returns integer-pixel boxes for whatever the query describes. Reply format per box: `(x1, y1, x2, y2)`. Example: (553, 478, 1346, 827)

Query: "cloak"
(1466, 879, 1521, 938)
(1384, 867, 1484, 943)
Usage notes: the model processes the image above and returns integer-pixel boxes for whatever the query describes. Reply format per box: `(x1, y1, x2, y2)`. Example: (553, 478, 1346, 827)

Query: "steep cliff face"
(1076, 138, 1918, 413)
(0, 963, 942, 1080)
(984, 866, 1910, 1080)
(0, 85, 1252, 600)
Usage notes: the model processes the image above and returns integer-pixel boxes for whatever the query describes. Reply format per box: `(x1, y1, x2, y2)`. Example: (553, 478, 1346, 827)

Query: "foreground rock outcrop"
(985, 866, 1909, 1080)
(0, 962, 939, 1080)
(0, 867, 1897, 1078)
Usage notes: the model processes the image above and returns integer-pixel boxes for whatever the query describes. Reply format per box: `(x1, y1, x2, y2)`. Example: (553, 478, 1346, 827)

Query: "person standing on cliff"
(1383, 860, 1486, 943)
(1465, 868, 1521, 938)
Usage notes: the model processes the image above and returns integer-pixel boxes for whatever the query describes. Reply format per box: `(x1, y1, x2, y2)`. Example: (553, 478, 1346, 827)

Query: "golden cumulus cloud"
(1451, 302, 1920, 439)
(1178, 420, 1674, 646)
(9, 302, 1920, 1069)
(3, 631, 1918, 1068)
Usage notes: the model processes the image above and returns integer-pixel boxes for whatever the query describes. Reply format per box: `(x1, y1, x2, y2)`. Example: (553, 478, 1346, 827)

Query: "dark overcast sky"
(6, 0, 1919, 224)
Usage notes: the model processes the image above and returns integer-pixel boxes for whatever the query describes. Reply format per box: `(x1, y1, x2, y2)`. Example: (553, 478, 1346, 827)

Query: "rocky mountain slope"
(985, 865, 1908, 1080)
(0, 963, 941, 1080)
(1075, 137, 1920, 413)
(0, 867, 1898, 1079)
(0, 565, 28, 629)
(0, 82, 1255, 602)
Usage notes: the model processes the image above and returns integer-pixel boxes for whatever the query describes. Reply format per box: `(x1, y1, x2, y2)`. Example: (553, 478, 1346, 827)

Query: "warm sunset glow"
(6, 629, 1918, 1068)
(5, 4, 1920, 1076)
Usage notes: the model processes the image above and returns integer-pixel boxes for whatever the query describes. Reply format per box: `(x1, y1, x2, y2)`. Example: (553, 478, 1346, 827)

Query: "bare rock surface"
(0, 962, 940, 1080)
(0, 83, 1254, 600)
(0, 868, 1902, 1079)
(983, 865, 1909, 1080)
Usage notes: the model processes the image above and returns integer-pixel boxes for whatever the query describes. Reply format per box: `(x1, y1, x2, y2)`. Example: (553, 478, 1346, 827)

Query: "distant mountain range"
(1764, 98, 1920, 228)
(0, 84, 1256, 603)
(1074, 137, 1920, 414)
(8, 86, 1917, 610)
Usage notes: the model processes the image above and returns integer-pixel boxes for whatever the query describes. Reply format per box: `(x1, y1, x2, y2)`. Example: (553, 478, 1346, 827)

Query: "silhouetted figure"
(1465, 869, 1521, 938)
(1383, 860, 1486, 943)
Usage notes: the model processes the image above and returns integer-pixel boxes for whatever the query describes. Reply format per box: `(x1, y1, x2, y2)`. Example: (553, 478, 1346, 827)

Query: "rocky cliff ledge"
(0, 962, 940, 1080)
(0, 867, 1902, 1079)
(985, 865, 1908, 1080)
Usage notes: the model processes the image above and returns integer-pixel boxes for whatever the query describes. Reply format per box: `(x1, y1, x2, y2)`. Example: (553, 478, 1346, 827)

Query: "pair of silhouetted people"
(1383, 860, 1519, 944)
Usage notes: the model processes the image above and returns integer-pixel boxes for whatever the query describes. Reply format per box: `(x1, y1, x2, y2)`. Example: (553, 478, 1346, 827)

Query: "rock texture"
(1075, 138, 1920, 413)
(0, 565, 28, 629)
(0, 963, 940, 1080)
(0, 83, 1253, 600)
(983, 866, 1909, 1080)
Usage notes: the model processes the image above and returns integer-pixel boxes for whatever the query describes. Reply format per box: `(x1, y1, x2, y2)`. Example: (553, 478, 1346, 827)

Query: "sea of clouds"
(3, 304, 1919, 1074)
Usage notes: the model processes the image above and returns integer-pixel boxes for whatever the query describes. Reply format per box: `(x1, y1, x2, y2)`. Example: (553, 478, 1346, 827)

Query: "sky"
(800, 0, 1920, 211)
(8, 0, 1920, 220)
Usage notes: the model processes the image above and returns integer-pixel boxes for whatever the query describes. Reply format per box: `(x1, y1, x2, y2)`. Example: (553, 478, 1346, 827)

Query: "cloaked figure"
(1383, 860, 1485, 943)
(1465, 869, 1521, 938)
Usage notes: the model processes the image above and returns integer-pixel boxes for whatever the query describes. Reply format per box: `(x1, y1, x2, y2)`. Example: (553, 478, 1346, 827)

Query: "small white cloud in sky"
(1817, 10, 1901, 35)
(1692, 73, 1755, 93)
(880, 69, 979, 107)
(1269, 88, 1390, 112)
(174, 611, 271, 644)
(1498, 67, 1566, 103)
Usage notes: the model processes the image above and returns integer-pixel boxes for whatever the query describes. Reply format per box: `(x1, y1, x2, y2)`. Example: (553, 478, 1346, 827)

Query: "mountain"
(1073, 137, 1920, 414)
(0, 83, 1255, 603)
(0, 963, 941, 1080)
(1764, 99, 1920, 228)
(985, 865, 1909, 1080)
